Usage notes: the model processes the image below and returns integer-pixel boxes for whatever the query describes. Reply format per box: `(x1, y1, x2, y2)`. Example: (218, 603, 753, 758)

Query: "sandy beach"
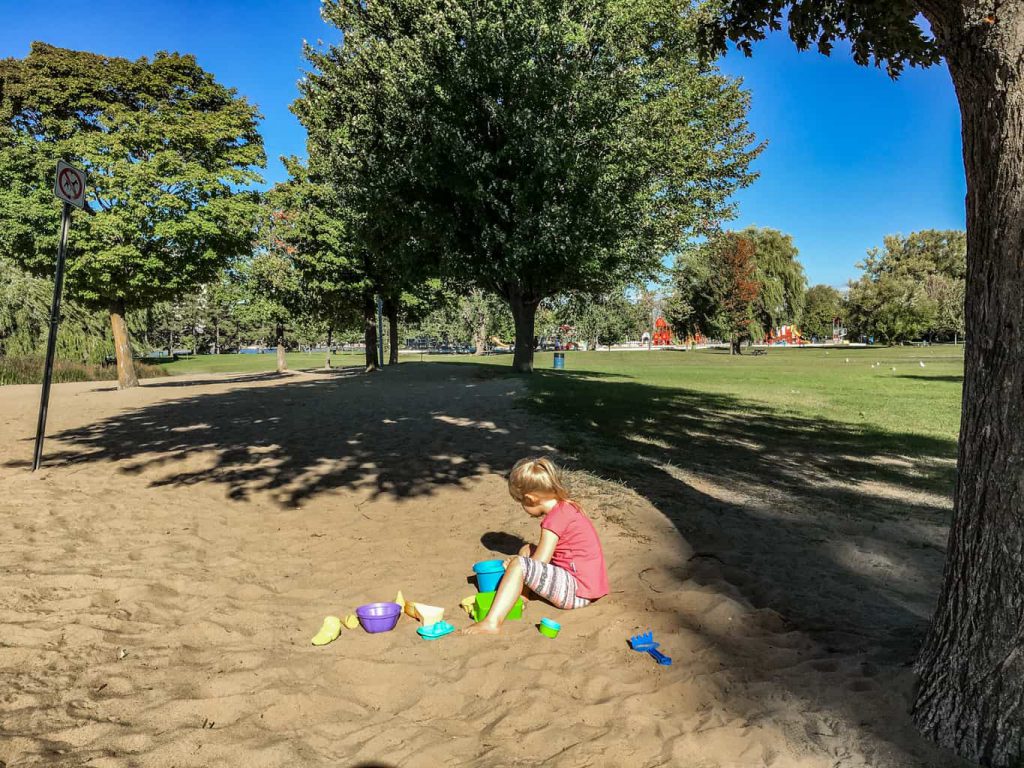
(0, 364, 970, 767)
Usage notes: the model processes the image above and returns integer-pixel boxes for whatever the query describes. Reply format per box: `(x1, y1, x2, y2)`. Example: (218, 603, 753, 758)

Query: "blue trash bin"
(553, 352, 565, 370)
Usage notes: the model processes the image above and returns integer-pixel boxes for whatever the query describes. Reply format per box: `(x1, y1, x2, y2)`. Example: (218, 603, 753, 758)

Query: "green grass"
(437, 345, 964, 499)
(152, 351, 366, 375)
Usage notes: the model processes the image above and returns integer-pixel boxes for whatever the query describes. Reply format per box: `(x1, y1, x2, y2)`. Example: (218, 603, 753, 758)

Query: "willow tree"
(299, 0, 761, 372)
(705, 2, 1024, 764)
(739, 226, 806, 338)
(0, 43, 264, 388)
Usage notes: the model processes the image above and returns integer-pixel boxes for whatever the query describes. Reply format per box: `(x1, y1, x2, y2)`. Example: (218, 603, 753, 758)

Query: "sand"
(0, 364, 971, 767)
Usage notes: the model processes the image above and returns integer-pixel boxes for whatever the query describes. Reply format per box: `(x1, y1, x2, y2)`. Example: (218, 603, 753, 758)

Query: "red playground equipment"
(652, 317, 673, 346)
(766, 325, 805, 345)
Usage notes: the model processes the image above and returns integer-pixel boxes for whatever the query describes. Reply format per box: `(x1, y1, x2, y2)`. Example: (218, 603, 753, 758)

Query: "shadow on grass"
(518, 369, 957, 660)
(897, 374, 964, 383)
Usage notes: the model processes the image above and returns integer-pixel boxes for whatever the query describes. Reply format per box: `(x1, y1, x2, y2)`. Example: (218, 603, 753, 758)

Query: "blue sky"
(1, 1, 965, 287)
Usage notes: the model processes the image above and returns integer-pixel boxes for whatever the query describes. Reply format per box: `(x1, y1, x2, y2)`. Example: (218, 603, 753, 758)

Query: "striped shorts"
(518, 557, 592, 610)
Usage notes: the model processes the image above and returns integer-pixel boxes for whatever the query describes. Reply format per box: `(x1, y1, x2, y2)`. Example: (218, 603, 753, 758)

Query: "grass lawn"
(441, 345, 964, 500)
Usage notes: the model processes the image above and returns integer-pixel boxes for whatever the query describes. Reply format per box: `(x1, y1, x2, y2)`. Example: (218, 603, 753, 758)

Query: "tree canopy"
(298, 0, 763, 372)
(800, 284, 843, 341)
(739, 226, 806, 337)
(0, 42, 265, 387)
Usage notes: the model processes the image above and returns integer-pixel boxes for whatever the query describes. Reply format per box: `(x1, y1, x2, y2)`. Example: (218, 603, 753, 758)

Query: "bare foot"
(461, 622, 501, 636)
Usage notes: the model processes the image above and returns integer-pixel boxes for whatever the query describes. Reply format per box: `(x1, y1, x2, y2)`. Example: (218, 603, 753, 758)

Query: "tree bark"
(108, 299, 139, 389)
(507, 287, 539, 373)
(384, 298, 400, 365)
(474, 309, 488, 356)
(275, 321, 287, 373)
(363, 293, 379, 372)
(325, 324, 333, 369)
(913, 9, 1024, 767)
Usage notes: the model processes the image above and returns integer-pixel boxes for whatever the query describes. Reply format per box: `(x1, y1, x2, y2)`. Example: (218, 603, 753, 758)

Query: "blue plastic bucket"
(553, 352, 565, 370)
(473, 559, 506, 592)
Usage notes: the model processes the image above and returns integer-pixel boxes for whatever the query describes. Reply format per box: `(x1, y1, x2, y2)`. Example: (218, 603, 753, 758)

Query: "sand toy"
(472, 560, 505, 592)
(417, 621, 455, 640)
(356, 602, 402, 633)
(311, 616, 342, 646)
(473, 591, 524, 621)
(413, 603, 444, 626)
(629, 631, 672, 666)
(342, 614, 360, 630)
(538, 618, 560, 638)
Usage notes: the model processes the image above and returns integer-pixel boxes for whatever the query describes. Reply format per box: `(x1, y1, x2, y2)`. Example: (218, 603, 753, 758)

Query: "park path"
(0, 364, 969, 767)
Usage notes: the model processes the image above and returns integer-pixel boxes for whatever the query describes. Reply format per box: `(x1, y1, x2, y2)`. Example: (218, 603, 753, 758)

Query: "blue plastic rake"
(629, 631, 672, 666)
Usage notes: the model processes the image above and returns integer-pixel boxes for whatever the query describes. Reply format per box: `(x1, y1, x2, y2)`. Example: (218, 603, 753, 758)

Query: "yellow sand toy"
(342, 614, 359, 630)
(396, 591, 445, 625)
(311, 616, 342, 646)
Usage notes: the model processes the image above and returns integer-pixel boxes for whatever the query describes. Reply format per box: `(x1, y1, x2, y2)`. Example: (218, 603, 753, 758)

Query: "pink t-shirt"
(541, 500, 609, 600)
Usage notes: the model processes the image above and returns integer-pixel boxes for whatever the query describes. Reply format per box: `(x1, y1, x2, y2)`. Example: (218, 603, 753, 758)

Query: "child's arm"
(531, 529, 558, 564)
(512, 530, 558, 565)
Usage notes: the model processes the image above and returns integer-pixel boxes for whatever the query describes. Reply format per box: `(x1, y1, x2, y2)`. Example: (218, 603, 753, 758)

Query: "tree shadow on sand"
(508, 366, 964, 764)
(16, 360, 964, 764)
(19, 365, 542, 507)
(516, 367, 957, 658)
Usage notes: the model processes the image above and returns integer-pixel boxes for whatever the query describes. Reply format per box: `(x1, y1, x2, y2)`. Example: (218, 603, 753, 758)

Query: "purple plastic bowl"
(356, 602, 402, 633)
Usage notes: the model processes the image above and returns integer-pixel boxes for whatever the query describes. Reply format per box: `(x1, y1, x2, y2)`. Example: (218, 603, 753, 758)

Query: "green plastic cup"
(538, 618, 561, 638)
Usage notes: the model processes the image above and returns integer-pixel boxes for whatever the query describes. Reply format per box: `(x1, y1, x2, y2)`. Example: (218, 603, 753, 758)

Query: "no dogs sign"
(53, 160, 87, 209)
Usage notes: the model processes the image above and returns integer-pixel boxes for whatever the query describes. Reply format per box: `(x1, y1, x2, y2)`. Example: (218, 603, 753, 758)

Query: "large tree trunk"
(384, 298, 400, 365)
(507, 287, 539, 373)
(108, 299, 139, 389)
(363, 294, 379, 372)
(275, 321, 287, 373)
(912, 10, 1024, 767)
(325, 324, 333, 369)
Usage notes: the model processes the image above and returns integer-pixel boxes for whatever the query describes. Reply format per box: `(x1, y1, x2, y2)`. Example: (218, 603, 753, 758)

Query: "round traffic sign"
(57, 167, 84, 202)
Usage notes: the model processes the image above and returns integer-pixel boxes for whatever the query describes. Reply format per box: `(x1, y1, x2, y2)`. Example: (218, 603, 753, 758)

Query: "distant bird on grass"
(920, 361, 926, 368)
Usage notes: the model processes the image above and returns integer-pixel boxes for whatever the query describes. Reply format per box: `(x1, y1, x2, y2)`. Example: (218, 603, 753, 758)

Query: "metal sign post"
(33, 161, 87, 471)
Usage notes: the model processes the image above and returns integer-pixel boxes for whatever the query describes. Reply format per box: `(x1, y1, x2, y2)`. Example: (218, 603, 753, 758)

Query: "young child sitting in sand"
(463, 457, 608, 635)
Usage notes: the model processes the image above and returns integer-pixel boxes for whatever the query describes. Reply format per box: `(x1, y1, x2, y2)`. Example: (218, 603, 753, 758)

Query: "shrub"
(0, 356, 169, 386)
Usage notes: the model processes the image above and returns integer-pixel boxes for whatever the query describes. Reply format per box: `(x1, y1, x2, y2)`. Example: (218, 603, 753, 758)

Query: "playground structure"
(652, 317, 673, 346)
(832, 317, 847, 344)
(766, 325, 806, 346)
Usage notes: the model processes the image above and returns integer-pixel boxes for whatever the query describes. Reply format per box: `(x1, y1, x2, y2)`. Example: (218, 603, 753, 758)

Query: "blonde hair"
(508, 457, 574, 506)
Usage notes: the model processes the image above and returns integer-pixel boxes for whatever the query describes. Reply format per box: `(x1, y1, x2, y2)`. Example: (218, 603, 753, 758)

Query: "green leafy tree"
(846, 273, 936, 344)
(0, 255, 111, 363)
(860, 230, 966, 282)
(0, 43, 264, 388)
(704, 4, 1023, 762)
(667, 233, 761, 354)
(299, 0, 762, 373)
(267, 162, 367, 368)
(740, 227, 807, 338)
(414, 287, 513, 353)
(926, 274, 966, 343)
(801, 284, 844, 341)
(557, 290, 645, 350)
(857, 230, 966, 341)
